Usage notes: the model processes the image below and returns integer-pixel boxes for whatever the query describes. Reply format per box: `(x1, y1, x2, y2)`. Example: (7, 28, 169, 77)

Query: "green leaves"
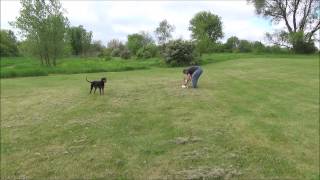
(0, 30, 19, 57)
(189, 11, 223, 43)
(127, 32, 154, 56)
(67, 26, 93, 56)
(189, 11, 223, 55)
(12, 0, 69, 66)
(163, 39, 199, 66)
(248, 0, 319, 53)
(154, 19, 175, 45)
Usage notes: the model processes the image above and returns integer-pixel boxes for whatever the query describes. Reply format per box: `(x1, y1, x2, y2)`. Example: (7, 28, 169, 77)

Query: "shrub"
(0, 30, 19, 57)
(104, 55, 111, 61)
(127, 32, 154, 56)
(137, 48, 151, 59)
(102, 52, 112, 61)
(209, 42, 226, 53)
(120, 48, 131, 59)
(136, 44, 158, 59)
(111, 48, 121, 57)
(163, 39, 199, 66)
(263, 45, 290, 54)
(224, 36, 240, 52)
(98, 48, 107, 57)
(238, 40, 252, 53)
(98, 48, 112, 61)
(1, 68, 48, 78)
(194, 38, 210, 55)
(252, 41, 265, 54)
(289, 31, 316, 54)
(107, 39, 124, 50)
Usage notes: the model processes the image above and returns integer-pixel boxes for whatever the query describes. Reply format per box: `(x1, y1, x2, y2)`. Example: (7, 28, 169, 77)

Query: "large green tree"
(67, 25, 92, 56)
(249, 0, 319, 53)
(189, 11, 223, 55)
(0, 30, 19, 57)
(252, 41, 266, 53)
(127, 32, 154, 56)
(163, 39, 199, 66)
(154, 19, 175, 45)
(127, 34, 144, 55)
(107, 39, 124, 50)
(11, 0, 68, 66)
(225, 36, 240, 52)
(107, 39, 125, 57)
(89, 40, 105, 56)
(238, 40, 253, 53)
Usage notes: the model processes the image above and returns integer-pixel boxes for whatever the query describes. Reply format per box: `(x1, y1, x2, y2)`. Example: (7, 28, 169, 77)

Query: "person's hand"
(183, 75, 188, 85)
(187, 74, 192, 81)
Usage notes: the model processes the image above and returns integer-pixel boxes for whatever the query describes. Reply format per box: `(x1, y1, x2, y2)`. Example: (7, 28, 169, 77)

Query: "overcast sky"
(1, 1, 278, 45)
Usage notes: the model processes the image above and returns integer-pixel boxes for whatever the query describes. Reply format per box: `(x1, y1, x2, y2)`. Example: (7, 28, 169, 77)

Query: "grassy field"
(0, 56, 162, 78)
(1, 55, 319, 179)
(1, 53, 317, 78)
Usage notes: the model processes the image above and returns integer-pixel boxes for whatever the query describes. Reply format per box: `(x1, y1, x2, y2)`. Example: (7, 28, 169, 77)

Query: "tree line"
(1, 0, 318, 66)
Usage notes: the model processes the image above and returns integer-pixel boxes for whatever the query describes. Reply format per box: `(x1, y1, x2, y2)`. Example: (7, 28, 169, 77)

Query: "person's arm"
(188, 73, 192, 80)
(182, 76, 187, 85)
(184, 74, 192, 86)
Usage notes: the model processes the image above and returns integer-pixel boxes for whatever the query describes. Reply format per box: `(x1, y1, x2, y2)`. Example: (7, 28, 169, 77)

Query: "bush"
(195, 38, 213, 55)
(238, 40, 252, 53)
(111, 48, 121, 57)
(252, 41, 265, 54)
(264, 45, 290, 54)
(0, 30, 19, 57)
(107, 39, 124, 50)
(163, 39, 199, 66)
(1, 68, 48, 78)
(209, 42, 226, 53)
(136, 44, 158, 59)
(127, 32, 154, 56)
(104, 55, 111, 61)
(224, 36, 240, 52)
(102, 52, 112, 61)
(289, 32, 316, 54)
(120, 48, 131, 59)
(98, 48, 112, 61)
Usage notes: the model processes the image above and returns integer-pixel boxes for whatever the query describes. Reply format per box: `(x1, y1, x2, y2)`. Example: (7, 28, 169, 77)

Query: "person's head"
(183, 69, 188, 74)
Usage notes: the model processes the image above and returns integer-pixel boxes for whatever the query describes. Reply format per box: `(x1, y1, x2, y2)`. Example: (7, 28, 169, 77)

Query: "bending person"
(182, 66, 203, 88)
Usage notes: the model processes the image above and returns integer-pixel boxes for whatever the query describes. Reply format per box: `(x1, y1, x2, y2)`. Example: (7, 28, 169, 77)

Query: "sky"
(1, 0, 278, 46)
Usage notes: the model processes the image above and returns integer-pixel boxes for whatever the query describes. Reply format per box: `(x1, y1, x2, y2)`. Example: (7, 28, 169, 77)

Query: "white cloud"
(1, 1, 21, 35)
(0, 0, 281, 46)
(62, 1, 100, 24)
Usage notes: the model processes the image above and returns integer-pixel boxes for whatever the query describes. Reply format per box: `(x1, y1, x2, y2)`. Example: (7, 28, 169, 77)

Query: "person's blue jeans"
(192, 67, 203, 88)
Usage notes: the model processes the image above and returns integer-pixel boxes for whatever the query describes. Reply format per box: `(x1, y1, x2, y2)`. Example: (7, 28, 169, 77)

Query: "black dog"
(86, 77, 107, 95)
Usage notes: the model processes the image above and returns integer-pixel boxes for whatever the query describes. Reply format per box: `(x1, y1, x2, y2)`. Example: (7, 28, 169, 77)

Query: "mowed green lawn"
(1, 57, 319, 179)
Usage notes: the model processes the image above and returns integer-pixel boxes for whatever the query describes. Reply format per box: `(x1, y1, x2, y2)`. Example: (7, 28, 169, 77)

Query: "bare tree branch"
(306, 20, 320, 41)
(276, 0, 293, 33)
(250, 0, 318, 52)
(299, 0, 314, 31)
(273, 42, 291, 48)
(292, 0, 301, 32)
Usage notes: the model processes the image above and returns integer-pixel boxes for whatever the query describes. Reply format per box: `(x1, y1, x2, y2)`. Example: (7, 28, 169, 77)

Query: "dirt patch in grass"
(172, 166, 241, 180)
(179, 148, 211, 161)
(171, 136, 202, 145)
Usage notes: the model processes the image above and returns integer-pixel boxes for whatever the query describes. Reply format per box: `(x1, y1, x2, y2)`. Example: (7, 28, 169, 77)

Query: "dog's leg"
(99, 88, 101, 95)
(90, 84, 93, 94)
(102, 87, 104, 95)
(94, 87, 97, 94)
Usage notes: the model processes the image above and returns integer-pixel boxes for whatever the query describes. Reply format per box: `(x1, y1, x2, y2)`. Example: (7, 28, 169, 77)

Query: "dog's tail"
(86, 76, 92, 83)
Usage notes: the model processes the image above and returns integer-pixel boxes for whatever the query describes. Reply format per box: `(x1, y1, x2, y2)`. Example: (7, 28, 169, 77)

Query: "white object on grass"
(181, 85, 187, 88)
